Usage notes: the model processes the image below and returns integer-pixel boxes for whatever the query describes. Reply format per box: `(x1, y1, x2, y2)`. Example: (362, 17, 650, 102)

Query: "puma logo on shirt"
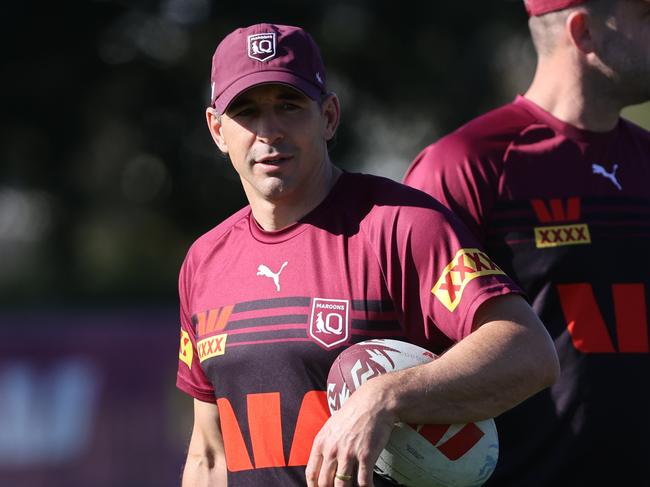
(592, 163, 622, 191)
(257, 261, 288, 291)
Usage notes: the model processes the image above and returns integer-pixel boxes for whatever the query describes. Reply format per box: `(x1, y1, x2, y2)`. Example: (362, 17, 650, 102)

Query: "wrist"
(364, 372, 401, 424)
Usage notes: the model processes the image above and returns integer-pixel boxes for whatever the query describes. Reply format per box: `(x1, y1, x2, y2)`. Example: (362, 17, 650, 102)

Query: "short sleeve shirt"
(404, 96, 650, 486)
(176, 172, 521, 486)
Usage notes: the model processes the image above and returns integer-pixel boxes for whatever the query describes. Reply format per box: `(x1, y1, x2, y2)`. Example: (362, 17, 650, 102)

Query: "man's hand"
(306, 294, 559, 486)
(305, 377, 396, 487)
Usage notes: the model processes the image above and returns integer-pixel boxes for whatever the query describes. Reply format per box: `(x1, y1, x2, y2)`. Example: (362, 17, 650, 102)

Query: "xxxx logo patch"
(197, 333, 228, 362)
(432, 248, 505, 312)
(179, 329, 193, 369)
(534, 223, 591, 248)
(530, 197, 591, 249)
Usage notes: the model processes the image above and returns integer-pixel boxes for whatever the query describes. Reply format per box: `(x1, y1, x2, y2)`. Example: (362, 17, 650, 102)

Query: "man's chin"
(259, 180, 292, 201)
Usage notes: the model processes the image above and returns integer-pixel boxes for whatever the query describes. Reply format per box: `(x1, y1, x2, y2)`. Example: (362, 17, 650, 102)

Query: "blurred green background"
(1, 0, 648, 485)
(2, 0, 649, 307)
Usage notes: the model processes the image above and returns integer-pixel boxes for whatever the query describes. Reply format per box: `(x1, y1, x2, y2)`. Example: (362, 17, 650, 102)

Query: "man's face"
(592, 0, 650, 102)
(208, 84, 336, 207)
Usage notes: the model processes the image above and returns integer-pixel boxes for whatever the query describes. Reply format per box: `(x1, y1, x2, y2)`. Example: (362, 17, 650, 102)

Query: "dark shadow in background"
(0, 0, 533, 308)
(3, 1, 633, 486)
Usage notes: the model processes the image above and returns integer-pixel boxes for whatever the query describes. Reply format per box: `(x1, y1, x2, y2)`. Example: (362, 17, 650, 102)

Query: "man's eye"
(233, 107, 255, 117)
(280, 102, 300, 111)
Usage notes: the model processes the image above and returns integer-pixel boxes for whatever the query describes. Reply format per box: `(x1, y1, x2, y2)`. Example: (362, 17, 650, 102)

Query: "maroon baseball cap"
(209, 23, 328, 114)
(524, 0, 589, 16)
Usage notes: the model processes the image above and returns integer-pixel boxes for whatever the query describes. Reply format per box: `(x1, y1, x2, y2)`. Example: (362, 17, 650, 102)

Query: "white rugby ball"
(327, 339, 498, 487)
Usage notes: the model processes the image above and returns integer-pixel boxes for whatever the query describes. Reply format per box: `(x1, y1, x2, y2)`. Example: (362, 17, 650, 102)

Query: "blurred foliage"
(1, 0, 648, 308)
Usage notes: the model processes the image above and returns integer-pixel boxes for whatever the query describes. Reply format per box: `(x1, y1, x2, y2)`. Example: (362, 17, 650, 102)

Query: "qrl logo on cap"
(248, 33, 276, 62)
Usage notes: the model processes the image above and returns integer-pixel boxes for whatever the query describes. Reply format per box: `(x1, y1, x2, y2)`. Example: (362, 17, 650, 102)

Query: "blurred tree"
(1, 0, 647, 308)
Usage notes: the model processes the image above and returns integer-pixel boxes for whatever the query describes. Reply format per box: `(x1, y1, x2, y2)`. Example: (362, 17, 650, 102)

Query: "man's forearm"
(182, 451, 227, 487)
(367, 295, 559, 424)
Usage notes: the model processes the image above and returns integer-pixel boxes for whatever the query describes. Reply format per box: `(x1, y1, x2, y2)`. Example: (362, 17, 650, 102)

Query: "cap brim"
(525, 0, 587, 16)
(213, 71, 324, 114)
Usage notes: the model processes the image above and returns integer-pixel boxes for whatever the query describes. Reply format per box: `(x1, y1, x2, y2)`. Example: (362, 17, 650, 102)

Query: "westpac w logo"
(531, 197, 591, 248)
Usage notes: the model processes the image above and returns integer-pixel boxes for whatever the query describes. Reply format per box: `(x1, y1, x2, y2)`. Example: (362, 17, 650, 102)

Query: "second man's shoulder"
(415, 101, 536, 164)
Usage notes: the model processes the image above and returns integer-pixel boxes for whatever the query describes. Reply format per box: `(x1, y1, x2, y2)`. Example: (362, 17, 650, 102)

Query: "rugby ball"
(326, 339, 498, 487)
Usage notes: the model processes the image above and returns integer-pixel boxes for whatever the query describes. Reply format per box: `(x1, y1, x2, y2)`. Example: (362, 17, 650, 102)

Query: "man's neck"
(250, 164, 342, 232)
(524, 59, 622, 132)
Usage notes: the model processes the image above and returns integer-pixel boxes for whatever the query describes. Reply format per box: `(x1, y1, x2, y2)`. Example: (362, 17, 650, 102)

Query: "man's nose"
(255, 112, 284, 144)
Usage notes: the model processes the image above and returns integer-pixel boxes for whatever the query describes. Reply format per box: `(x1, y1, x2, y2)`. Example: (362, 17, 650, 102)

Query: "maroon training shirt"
(177, 172, 520, 486)
(404, 96, 650, 486)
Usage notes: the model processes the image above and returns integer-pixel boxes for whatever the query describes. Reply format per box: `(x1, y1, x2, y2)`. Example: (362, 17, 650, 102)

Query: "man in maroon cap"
(176, 23, 559, 487)
(404, 1, 650, 485)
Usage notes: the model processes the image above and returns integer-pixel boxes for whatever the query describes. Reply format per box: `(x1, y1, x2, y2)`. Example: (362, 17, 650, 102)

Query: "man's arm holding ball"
(306, 294, 559, 486)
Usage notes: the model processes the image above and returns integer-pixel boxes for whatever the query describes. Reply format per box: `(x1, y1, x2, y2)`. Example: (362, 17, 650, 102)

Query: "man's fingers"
(318, 456, 339, 486)
(305, 451, 323, 487)
(334, 458, 356, 486)
(356, 462, 374, 487)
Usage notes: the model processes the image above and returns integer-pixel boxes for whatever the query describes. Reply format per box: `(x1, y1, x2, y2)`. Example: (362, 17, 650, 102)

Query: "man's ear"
(566, 10, 596, 54)
(321, 93, 341, 142)
(206, 107, 229, 154)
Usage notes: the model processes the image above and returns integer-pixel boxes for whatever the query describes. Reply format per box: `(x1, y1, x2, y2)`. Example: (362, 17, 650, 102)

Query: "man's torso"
(404, 98, 650, 485)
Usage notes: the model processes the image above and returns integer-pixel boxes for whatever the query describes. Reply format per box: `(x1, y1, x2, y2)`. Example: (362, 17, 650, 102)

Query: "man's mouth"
(255, 154, 292, 165)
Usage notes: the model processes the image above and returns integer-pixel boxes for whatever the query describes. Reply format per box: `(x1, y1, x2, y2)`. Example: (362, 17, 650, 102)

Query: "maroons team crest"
(247, 33, 276, 62)
(309, 298, 350, 349)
